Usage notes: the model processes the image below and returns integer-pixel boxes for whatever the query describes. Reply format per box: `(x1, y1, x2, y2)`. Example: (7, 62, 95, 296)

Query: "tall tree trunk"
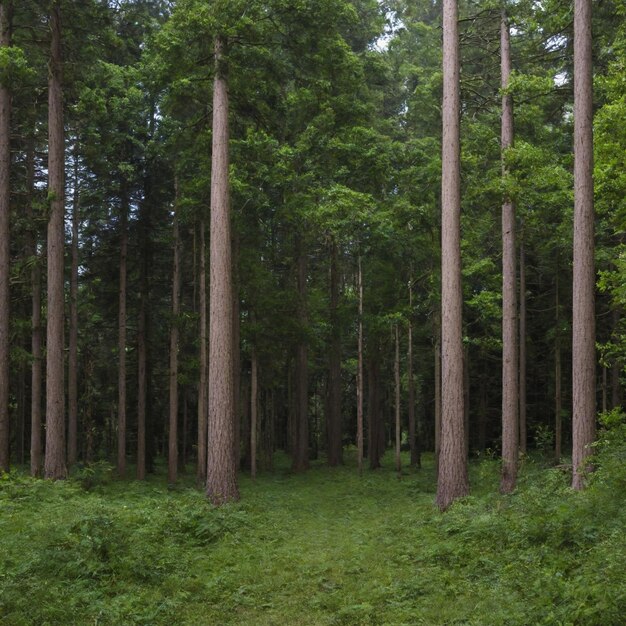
(326, 237, 342, 466)
(357, 255, 364, 475)
(437, 0, 469, 510)
(197, 220, 208, 484)
(45, 1, 66, 480)
(0, 0, 11, 472)
(395, 325, 401, 476)
(250, 346, 258, 480)
(137, 208, 148, 480)
(232, 230, 241, 469)
(67, 147, 79, 468)
(206, 36, 239, 504)
(519, 231, 527, 454)
(572, 0, 595, 490)
(434, 335, 441, 470)
(168, 191, 181, 484)
(500, 10, 519, 494)
(408, 281, 420, 467)
(292, 235, 309, 472)
(117, 188, 128, 476)
(464, 343, 470, 456)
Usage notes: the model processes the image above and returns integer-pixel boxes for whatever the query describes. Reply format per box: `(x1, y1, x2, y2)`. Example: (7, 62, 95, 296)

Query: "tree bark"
(250, 346, 258, 480)
(232, 230, 241, 469)
(408, 282, 420, 467)
(326, 237, 342, 466)
(500, 10, 518, 494)
(292, 235, 309, 472)
(0, 0, 11, 472)
(572, 0, 596, 490)
(206, 36, 239, 504)
(137, 208, 148, 480)
(367, 346, 382, 470)
(436, 0, 469, 510)
(45, 1, 66, 480)
(117, 188, 128, 476)
(168, 190, 181, 484)
(395, 325, 401, 476)
(197, 220, 208, 484)
(357, 255, 364, 475)
(67, 147, 79, 468)
(519, 231, 527, 454)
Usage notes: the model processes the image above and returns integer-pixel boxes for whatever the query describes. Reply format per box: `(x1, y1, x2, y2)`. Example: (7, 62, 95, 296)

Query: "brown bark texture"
(206, 36, 239, 504)
(326, 238, 342, 466)
(436, 0, 469, 510)
(168, 199, 181, 484)
(408, 284, 420, 467)
(68, 152, 79, 468)
(357, 256, 364, 475)
(117, 193, 128, 476)
(197, 221, 208, 484)
(0, 0, 11, 472)
(250, 347, 258, 480)
(45, 2, 67, 480)
(519, 235, 527, 453)
(292, 236, 309, 472)
(572, 0, 596, 490)
(232, 231, 241, 469)
(500, 11, 519, 494)
(395, 325, 401, 476)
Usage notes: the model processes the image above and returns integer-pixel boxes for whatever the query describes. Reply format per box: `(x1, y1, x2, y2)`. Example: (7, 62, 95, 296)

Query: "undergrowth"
(1, 420, 624, 625)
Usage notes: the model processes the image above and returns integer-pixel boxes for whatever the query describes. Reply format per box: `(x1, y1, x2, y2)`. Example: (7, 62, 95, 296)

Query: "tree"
(168, 184, 181, 484)
(500, 7, 518, 494)
(206, 35, 239, 504)
(571, 0, 595, 490)
(0, 0, 11, 473)
(436, 0, 469, 511)
(44, 0, 66, 480)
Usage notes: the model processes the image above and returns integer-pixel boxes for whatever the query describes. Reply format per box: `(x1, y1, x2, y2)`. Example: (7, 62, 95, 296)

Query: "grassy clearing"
(1, 436, 625, 626)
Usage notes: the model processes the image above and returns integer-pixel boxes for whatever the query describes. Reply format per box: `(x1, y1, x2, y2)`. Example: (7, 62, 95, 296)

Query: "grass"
(1, 438, 625, 626)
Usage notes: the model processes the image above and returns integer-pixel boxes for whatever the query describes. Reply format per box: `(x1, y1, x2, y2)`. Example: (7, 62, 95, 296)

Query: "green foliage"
(2, 447, 625, 625)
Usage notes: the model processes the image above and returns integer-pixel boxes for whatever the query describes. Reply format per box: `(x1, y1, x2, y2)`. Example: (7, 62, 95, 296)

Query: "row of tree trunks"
(117, 189, 129, 477)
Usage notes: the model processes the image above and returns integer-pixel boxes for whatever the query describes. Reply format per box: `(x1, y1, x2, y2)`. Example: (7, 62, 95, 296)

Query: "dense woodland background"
(0, 0, 625, 497)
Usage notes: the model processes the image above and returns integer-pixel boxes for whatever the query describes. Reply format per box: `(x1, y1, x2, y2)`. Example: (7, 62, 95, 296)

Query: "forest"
(0, 0, 625, 624)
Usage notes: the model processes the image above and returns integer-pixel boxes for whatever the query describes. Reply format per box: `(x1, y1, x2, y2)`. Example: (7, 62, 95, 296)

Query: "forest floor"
(1, 447, 625, 625)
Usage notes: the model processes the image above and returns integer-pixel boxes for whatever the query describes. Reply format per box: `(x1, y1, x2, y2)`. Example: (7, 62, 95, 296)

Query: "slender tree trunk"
(464, 343, 470, 456)
(357, 255, 364, 475)
(434, 336, 441, 469)
(500, 10, 519, 494)
(437, 0, 469, 510)
(117, 189, 128, 476)
(292, 235, 309, 472)
(232, 230, 241, 469)
(326, 238, 342, 466)
(555, 269, 562, 463)
(0, 0, 11, 472)
(197, 220, 208, 484)
(45, 1, 66, 479)
(206, 36, 239, 504)
(408, 282, 420, 467)
(251, 346, 258, 480)
(395, 325, 401, 476)
(572, 0, 595, 490)
(518, 239, 528, 454)
(168, 192, 181, 484)
(67, 148, 79, 468)
(137, 297, 147, 480)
